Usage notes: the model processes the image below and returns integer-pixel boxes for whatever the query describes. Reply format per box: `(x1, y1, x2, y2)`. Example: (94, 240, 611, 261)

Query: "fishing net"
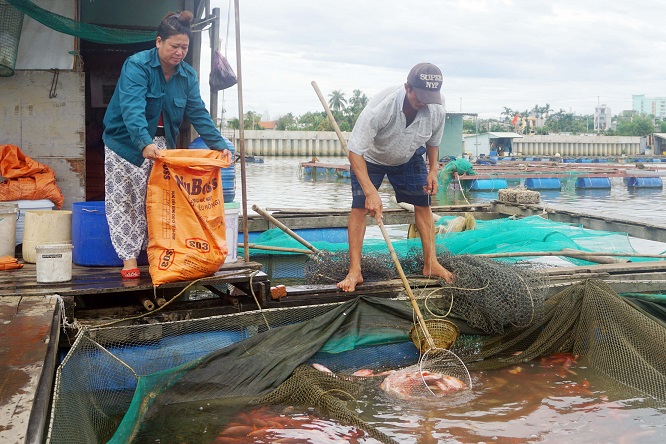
(0, 0, 24, 76)
(48, 278, 666, 444)
(251, 215, 655, 286)
(307, 251, 549, 334)
(6, 0, 156, 44)
(457, 279, 666, 405)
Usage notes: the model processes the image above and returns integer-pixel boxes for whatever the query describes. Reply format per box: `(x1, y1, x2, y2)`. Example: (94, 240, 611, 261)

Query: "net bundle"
(307, 250, 550, 334)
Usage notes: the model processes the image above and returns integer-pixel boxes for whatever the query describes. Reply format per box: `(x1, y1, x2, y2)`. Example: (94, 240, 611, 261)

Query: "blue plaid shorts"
(351, 146, 430, 208)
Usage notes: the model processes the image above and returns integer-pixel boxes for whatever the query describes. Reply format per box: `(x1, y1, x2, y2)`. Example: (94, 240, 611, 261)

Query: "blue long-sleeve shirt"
(103, 47, 225, 166)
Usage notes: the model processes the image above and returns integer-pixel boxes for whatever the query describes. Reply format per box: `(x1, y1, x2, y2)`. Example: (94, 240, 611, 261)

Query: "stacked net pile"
(48, 280, 666, 444)
(306, 253, 550, 334)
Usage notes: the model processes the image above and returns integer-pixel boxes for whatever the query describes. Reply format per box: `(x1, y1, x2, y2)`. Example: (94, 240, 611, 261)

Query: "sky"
(198, 0, 666, 122)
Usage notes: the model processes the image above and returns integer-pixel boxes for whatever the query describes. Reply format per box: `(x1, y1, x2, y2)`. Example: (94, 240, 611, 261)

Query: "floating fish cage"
(46, 278, 666, 444)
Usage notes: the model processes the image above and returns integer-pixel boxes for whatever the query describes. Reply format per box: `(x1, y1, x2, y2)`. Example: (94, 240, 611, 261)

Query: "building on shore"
(633, 94, 666, 118)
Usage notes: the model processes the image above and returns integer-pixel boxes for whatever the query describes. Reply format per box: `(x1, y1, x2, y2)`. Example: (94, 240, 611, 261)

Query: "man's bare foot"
(423, 261, 454, 284)
(337, 272, 364, 292)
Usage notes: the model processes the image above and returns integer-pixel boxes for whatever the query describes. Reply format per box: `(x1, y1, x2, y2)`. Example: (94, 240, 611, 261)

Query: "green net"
(438, 157, 476, 189)
(0, 0, 24, 76)
(7, 0, 156, 44)
(249, 215, 657, 287)
(47, 278, 666, 444)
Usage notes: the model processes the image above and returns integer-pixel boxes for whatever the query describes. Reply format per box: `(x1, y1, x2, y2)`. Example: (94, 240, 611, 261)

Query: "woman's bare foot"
(423, 261, 454, 284)
(337, 272, 364, 292)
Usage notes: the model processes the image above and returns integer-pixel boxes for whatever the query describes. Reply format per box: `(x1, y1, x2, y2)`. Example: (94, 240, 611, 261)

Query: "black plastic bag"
(209, 50, 237, 91)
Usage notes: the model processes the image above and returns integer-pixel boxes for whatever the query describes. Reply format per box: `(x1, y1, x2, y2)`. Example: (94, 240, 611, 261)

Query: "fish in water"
(312, 363, 466, 399)
(380, 369, 466, 400)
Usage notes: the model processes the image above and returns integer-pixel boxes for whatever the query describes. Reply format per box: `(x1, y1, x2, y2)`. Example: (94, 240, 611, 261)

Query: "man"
(337, 63, 454, 292)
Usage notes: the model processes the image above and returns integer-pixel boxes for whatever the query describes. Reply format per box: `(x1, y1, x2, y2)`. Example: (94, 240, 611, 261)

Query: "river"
(234, 156, 666, 226)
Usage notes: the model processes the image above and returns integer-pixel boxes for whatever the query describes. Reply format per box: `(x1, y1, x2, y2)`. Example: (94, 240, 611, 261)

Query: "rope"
(93, 269, 258, 328)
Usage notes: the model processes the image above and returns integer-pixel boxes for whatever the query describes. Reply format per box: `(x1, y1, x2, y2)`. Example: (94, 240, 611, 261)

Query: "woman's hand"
(142, 143, 162, 160)
(221, 149, 232, 164)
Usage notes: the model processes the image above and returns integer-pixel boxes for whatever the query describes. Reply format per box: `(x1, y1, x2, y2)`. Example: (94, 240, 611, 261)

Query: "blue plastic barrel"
(188, 136, 236, 203)
(72, 201, 148, 266)
(468, 178, 508, 191)
(524, 177, 562, 190)
(575, 177, 611, 189)
(626, 177, 663, 188)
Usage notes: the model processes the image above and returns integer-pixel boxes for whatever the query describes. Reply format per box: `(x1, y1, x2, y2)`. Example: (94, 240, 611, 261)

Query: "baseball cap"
(407, 63, 443, 105)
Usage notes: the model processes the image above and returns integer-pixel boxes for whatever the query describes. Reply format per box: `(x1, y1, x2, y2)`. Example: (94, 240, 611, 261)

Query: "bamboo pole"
(240, 243, 312, 254)
(378, 221, 436, 350)
(234, 0, 249, 263)
(252, 205, 320, 253)
(477, 250, 666, 259)
(311, 81, 349, 155)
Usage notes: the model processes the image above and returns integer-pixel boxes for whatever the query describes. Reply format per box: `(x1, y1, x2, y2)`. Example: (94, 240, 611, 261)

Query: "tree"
(245, 111, 262, 130)
(616, 115, 654, 136)
(227, 117, 240, 129)
(275, 113, 297, 131)
(346, 89, 369, 128)
(328, 90, 347, 113)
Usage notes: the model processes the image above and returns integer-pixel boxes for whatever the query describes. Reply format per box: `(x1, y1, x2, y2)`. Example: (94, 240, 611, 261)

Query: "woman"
(102, 11, 230, 279)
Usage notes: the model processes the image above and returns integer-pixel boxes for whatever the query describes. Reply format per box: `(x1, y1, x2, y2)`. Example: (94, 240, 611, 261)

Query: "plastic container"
(0, 202, 18, 257)
(188, 136, 236, 203)
(576, 177, 612, 189)
(72, 201, 148, 266)
(4, 199, 55, 245)
(224, 201, 240, 263)
(468, 178, 508, 191)
(22, 210, 72, 263)
(626, 177, 663, 188)
(36, 243, 73, 283)
(524, 178, 562, 190)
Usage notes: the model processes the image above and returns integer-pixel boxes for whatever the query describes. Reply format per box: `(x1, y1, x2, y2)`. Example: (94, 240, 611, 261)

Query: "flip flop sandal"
(121, 268, 140, 279)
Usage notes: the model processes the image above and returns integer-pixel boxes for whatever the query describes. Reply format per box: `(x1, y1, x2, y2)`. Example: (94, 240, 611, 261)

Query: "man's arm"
(349, 152, 383, 219)
(424, 144, 440, 195)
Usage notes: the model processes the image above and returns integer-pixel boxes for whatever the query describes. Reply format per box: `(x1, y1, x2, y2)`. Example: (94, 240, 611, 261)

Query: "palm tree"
(328, 90, 347, 113)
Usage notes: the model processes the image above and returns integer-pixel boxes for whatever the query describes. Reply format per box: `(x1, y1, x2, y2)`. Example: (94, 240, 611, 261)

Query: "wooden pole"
(240, 243, 313, 254)
(378, 221, 436, 350)
(209, 8, 220, 121)
(311, 81, 349, 155)
(478, 250, 665, 260)
(233, 0, 249, 263)
(252, 205, 320, 253)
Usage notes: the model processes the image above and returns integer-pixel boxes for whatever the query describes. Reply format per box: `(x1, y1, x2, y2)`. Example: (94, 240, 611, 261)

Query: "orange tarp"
(0, 144, 64, 208)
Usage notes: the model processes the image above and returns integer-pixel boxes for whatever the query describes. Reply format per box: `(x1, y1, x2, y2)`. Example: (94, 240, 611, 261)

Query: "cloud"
(201, 0, 666, 120)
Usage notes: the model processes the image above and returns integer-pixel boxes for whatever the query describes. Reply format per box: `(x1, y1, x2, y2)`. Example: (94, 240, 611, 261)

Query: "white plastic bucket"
(22, 210, 72, 263)
(36, 243, 73, 283)
(0, 203, 19, 257)
(224, 201, 240, 263)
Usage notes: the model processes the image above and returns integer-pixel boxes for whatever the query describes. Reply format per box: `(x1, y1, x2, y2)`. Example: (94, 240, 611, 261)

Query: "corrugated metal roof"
(653, 133, 666, 139)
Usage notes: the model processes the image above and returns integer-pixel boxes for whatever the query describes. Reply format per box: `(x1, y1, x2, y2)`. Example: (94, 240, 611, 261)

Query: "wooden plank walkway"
(0, 296, 59, 444)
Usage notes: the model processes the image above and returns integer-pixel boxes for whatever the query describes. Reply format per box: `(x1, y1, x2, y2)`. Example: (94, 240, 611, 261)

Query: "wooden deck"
(0, 295, 59, 444)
